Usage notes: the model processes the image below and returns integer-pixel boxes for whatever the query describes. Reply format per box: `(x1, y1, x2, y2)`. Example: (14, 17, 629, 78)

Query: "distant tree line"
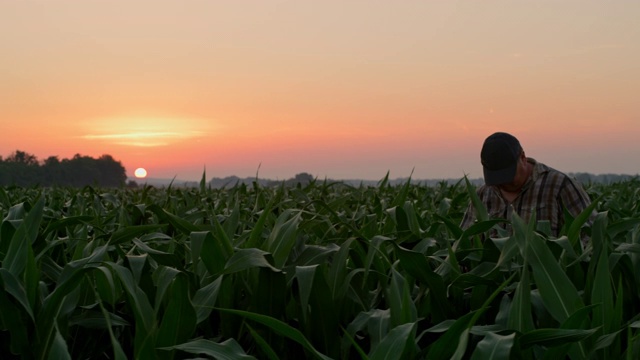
(569, 172, 639, 185)
(207, 172, 316, 189)
(0, 150, 127, 187)
(204, 172, 639, 189)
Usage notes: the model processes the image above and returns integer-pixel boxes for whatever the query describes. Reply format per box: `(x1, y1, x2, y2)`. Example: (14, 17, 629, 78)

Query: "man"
(460, 132, 595, 241)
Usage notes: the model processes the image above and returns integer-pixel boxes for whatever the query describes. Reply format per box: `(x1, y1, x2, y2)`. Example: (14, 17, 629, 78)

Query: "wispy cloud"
(82, 131, 204, 146)
(81, 116, 211, 147)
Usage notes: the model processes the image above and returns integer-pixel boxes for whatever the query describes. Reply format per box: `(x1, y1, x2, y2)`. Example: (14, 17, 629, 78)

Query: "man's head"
(481, 132, 522, 186)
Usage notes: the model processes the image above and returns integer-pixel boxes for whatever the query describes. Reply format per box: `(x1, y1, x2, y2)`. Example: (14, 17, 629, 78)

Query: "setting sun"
(134, 168, 148, 178)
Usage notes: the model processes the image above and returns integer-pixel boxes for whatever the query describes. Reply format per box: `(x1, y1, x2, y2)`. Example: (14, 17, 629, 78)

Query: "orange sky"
(2, 1, 639, 181)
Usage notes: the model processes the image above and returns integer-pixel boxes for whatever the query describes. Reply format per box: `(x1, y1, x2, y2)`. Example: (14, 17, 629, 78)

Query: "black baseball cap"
(481, 132, 522, 185)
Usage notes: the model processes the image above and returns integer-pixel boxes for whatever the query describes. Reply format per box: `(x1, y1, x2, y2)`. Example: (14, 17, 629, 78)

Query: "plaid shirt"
(460, 158, 594, 238)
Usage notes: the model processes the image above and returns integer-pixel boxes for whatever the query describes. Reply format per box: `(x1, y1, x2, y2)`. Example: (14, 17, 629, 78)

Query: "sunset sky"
(2, 1, 639, 181)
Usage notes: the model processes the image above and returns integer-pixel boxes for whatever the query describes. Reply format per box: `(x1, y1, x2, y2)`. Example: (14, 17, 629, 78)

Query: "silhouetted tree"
(1, 150, 40, 186)
(96, 154, 127, 187)
(6, 150, 39, 165)
(0, 150, 127, 187)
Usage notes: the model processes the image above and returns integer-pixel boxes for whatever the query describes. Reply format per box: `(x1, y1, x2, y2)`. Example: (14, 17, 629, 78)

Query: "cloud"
(81, 115, 211, 147)
(82, 131, 204, 146)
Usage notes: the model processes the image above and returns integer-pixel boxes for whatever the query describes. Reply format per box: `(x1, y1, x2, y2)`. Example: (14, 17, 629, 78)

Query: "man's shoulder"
(533, 161, 583, 189)
(532, 160, 569, 179)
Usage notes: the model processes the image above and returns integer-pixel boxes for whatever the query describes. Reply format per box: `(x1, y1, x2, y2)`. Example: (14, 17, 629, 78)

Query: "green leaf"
(0, 268, 35, 321)
(391, 175, 413, 207)
(461, 219, 505, 240)
(148, 205, 199, 235)
(592, 329, 625, 351)
(37, 264, 95, 359)
(3, 196, 44, 276)
(153, 266, 180, 312)
(200, 167, 207, 193)
(267, 210, 302, 268)
(223, 198, 241, 243)
(223, 248, 280, 274)
(246, 199, 274, 249)
(387, 267, 417, 326)
(212, 215, 235, 259)
(507, 263, 534, 333)
(246, 323, 280, 360)
(161, 338, 256, 359)
(369, 322, 417, 360)
(519, 328, 599, 349)
(394, 244, 450, 322)
(470, 332, 515, 360)
(156, 274, 197, 349)
(193, 276, 223, 324)
(126, 254, 148, 285)
(426, 311, 477, 360)
(293, 243, 340, 266)
(108, 224, 165, 245)
(465, 175, 489, 222)
(344, 309, 390, 351)
(108, 263, 157, 358)
(192, 231, 227, 276)
(295, 265, 318, 324)
(512, 212, 583, 323)
(328, 238, 354, 300)
(341, 324, 369, 360)
(566, 195, 599, 247)
(68, 310, 130, 328)
(47, 322, 71, 360)
(590, 212, 614, 335)
(402, 201, 423, 236)
(216, 307, 333, 360)
(0, 290, 30, 356)
(132, 237, 180, 267)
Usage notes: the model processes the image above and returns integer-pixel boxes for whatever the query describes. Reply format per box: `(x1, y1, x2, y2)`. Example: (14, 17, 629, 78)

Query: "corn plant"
(0, 177, 639, 359)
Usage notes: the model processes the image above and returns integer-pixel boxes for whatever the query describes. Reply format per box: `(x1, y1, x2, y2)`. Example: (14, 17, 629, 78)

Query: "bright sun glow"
(134, 168, 148, 178)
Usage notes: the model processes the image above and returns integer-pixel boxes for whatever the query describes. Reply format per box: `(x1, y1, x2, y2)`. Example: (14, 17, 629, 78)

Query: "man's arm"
(560, 176, 596, 225)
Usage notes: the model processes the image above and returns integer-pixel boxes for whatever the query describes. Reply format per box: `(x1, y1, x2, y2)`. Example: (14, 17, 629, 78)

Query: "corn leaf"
(519, 328, 599, 349)
(507, 262, 534, 333)
(192, 276, 222, 324)
(216, 307, 333, 360)
(222, 248, 280, 274)
(267, 210, 302, 269)
(295, 265, 318, 324)
(160, 338, 256, 359)
(393, 244, 450, 321)
(47, 323, 71, 360)
(512, 212, 583, 323)
(470, 332, 515, 360)
(156, 274, 197, 350)
(246, 323, 280, 360)
(3, 196, 43, 276)
(369, 322, 417, 360)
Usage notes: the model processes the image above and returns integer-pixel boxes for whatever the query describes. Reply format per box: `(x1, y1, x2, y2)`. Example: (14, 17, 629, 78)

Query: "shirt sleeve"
(559, 176, 595, 225)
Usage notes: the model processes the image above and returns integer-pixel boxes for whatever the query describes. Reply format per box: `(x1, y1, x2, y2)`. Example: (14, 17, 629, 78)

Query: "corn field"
(1, 175, 640, 359)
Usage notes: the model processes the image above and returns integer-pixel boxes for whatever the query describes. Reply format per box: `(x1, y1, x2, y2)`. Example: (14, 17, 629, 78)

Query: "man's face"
(497, 152, 527, 192)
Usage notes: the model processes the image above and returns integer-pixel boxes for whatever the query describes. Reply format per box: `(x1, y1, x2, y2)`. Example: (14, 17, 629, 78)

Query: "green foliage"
(0, 177, 639, 358)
